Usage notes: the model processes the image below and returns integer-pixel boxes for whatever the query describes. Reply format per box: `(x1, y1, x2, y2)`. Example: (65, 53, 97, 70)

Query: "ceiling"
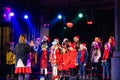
(0, 0, 114, 22)
(0, 0, 114, 12)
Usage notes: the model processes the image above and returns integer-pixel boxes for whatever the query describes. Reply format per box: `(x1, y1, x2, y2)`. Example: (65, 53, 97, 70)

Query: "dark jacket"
(14, 43, 32, 66)
(76, 49, 88, 64)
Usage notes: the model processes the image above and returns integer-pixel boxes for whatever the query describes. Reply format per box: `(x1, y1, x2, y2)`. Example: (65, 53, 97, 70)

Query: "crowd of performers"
(5, 33, 115, 80)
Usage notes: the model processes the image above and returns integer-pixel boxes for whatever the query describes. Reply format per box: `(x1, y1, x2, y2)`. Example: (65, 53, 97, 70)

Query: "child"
(59, 47, 69, 77)
(68, 42, 77, 77)
(6, 42, 16, 79)
(76, 43, 88, 79)
(101, 36, 115, 80)
(91, 37, 101, 79)
(49, 40, 61, 77)
(40, 35, 50, 75)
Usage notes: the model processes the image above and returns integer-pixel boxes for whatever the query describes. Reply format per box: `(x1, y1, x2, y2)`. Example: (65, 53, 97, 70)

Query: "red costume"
(40, 50, 48, 68)
(50, 49, 60, 65)
(59, 52, 69, 71)
(68, 49, 77, 69)
(40, 35, 50, 75)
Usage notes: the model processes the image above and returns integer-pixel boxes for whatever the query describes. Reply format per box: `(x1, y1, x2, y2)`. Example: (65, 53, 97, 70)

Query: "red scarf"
(80, 50, 85, 62)
(102, 49, 109, 60)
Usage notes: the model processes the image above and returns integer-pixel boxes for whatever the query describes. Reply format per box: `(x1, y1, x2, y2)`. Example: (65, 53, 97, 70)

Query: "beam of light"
(11, 16, 23, 42)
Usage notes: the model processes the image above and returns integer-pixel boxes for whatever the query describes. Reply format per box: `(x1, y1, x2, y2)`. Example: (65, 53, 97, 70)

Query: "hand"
(76, 63, 78, 65)
(84, 63, 86, 66)
(101, 60, 103, 62)
(104, 60, 107, 62)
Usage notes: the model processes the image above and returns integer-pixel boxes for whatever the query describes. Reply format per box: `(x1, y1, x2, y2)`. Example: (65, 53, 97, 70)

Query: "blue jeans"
(102, 61, 110, 79)
(79, 62, 85, 78)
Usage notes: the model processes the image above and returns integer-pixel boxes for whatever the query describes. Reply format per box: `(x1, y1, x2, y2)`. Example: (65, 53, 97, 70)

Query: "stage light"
(63, 27, 67, 29)
(24, 15, 28, 19)
(87, 20, 93, 25)
(9, 12, 14, 16)
(3, 14, 7, 17)
(57, 14, 62, 19)
(66, 22, 73, 28)
(78, 13, 83, 18)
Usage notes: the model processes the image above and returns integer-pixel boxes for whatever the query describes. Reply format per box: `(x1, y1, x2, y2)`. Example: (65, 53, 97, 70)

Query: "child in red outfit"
(68, 43, 77, 77)
(49, 40, 61, 77)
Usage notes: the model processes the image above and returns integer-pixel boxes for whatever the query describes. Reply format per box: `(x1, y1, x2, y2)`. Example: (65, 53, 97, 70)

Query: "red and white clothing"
(14, 43, 32, 74)
(50, 48, 61, 76)
(15, 58, 31, 74)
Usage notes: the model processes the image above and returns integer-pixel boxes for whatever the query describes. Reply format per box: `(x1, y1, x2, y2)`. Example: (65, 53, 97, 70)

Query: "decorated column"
(111, 0, 120, 79)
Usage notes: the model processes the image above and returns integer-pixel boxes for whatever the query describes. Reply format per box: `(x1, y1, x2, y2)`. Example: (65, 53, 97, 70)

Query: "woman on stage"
(14, 34, 33, 80)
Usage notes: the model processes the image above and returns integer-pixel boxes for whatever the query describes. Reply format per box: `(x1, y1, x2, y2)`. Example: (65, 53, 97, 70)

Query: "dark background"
(0, 0, 114, 78)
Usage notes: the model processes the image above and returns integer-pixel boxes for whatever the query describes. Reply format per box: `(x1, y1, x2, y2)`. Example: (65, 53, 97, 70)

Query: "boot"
(24, 74, 30, 80)
(11, 74, 14, 79)
(18, 74, 23, 80)
(6, 74, 10, 79)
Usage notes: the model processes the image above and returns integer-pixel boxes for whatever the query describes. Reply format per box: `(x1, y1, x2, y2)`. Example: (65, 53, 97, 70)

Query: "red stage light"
(87, 20, 93, 25)
(66, 22, 73, 28)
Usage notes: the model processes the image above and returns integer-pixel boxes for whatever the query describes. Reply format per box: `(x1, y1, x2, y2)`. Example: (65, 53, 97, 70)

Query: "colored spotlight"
(3, 14, 7, 17)
(24, 15, 28, 19)
(9, 12, 14, 16)
(63, 27, 67, 29)
(78, 13, 83, 18)
(87, 20, 93, 25)
(58, 14, 62, 19)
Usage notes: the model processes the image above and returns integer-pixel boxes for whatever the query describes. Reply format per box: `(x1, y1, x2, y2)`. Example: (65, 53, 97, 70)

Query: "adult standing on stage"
(14, 34, 33, 80)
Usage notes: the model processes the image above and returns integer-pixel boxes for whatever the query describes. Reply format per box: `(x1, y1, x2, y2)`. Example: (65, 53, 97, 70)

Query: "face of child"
(94, 37, 99, 42)
(62, 48, 66, 53)
(80, 45, 84, 50)
(43, 36, 48, 41)
(104, 44, 108, 49)
(108, 38, 112, 43)
(73, 37, 79, 42)
(10, 46, 13, 51)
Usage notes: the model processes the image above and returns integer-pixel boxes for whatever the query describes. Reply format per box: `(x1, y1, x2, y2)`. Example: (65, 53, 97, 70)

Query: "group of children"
(6, 34, 115, 80)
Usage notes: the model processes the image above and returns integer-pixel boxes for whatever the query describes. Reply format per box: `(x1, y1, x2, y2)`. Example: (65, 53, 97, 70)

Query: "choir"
(6, 34, 115, 80)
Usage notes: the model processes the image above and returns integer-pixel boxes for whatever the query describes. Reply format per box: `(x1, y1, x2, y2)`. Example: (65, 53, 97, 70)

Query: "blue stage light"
(24, 15, 28, 19)
(58, 14, 62, 19)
